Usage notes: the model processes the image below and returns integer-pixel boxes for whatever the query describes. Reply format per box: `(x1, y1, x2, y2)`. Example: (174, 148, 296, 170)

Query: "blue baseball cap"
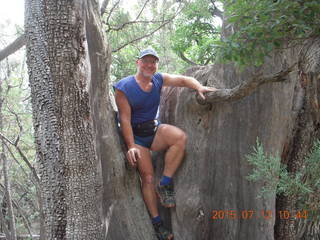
(138, 48, 159, 60)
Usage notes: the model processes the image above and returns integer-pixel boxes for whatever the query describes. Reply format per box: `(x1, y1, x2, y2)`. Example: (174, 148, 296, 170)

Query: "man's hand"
(126, 147, 141, 167)
(197, 86, 218, 100)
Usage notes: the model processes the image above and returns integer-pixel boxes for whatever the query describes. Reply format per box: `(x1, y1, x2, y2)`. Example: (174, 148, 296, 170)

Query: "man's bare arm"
(162, 73, 217, 99)
(115, 89, 141, 166)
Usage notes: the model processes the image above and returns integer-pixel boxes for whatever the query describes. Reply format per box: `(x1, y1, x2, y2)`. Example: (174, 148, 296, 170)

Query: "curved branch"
(197, 63, 297, 104)
(179, 51, 198, 66)
(105, 0, 121, 26)
(0, 34, 26, 62)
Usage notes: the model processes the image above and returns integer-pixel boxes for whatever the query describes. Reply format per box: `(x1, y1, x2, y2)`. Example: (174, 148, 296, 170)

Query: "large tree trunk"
(25, 0, 104, 238)
(83, 0, 158, 239)
(157, 39, 320, 239)
(25, 0, 157, 239)
(274, 41, 320, 240)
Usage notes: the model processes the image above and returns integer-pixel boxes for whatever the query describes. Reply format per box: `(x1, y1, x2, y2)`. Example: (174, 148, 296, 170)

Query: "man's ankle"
(159, 175, 172, 186)
(152, 215, 162, 225)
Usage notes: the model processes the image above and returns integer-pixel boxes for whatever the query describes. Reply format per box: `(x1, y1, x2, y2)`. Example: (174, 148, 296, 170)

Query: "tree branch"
(112, 19, 173, 53)
(112, 4, 183, 53)
(135, 0, 150, 20)
(0, 132, 40, 183)
(196, 63, 297, 104)
(209, 0, 223, 19)
(0, 206, 11, 240)
(0, 34, 26, 62)
(100, 0, 110, 16)
(0, 184, 34, 239)
(178, 51, 198, 66)
(105, 0, 121, 27)
(106, 19, 171, 32)
(105, 0, 168, 33)
(5, 102, 23, 146)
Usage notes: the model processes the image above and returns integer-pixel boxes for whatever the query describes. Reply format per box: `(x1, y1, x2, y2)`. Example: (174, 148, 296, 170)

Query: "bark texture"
(25, 0, 103, 238)
(157, 38, 320, 239)
(274, 41, 320, 240)
(82, 0, 157, 239)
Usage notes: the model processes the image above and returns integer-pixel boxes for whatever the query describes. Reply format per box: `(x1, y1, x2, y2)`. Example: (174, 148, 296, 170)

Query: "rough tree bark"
(25, 0, 158, 239)
(156, 38, 320, 240)
(25, 0, 104, 238)
(274, 41, 320, 240)
(83, 0, 158, 239)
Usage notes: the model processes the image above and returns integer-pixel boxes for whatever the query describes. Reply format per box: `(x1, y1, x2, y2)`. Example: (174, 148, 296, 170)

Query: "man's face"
(136, 55, 159, 78)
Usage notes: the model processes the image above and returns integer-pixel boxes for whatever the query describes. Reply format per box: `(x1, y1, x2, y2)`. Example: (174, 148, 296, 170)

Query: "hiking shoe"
(153, 221, 174, 240)
(156, 183, 176, 208)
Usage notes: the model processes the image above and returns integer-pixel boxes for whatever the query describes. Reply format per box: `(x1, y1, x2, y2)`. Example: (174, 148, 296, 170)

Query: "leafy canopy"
(171, 0, 222, 65)
(170, 0, 320, 68)
(216, 0, 320, 68)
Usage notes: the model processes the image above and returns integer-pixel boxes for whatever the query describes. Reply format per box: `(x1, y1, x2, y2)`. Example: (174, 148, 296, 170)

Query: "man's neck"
(135, 73, 152, 84)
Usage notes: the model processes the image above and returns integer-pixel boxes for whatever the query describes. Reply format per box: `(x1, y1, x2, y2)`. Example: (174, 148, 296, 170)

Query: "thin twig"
(112, 5, 183, 53)
(0, 132, 40, 183)
(0, 184, 34, 239)
(105, 0, 121, 26)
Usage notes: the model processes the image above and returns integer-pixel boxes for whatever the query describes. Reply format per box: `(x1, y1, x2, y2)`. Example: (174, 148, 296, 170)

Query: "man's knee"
(141, 173, 154, 185)
(178, 131, 187, 148)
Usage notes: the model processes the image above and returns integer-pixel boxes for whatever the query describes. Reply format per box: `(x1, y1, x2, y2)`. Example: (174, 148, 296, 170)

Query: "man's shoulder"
(114, 75, 135, 89)
(153, 72, 163, 82)
(154, 72, 162, 78)
(118, 75, 135, 84)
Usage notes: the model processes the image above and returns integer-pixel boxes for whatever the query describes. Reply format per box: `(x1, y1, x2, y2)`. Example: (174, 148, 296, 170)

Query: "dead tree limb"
(0, 34, 26, 62)
(196, 63, 297, 104)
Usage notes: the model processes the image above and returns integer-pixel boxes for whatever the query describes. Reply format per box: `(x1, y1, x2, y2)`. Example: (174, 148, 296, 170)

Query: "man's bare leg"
(151, 124, 187, 177)
(136, 143, 174, 239)
(135, 144, 158, 217)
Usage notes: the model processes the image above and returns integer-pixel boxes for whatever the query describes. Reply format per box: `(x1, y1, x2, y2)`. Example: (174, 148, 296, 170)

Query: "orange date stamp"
(211, 210, 308, 220)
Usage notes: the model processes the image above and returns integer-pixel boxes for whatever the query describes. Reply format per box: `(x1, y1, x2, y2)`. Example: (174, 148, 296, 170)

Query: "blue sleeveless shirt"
(113, 73, 163, 125)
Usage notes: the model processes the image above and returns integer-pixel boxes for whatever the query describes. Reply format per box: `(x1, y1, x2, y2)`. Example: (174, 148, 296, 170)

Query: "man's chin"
(142, 72, 154, 78)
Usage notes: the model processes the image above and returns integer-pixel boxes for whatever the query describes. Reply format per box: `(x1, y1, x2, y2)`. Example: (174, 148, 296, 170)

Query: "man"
(114, 48, 216, 240)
